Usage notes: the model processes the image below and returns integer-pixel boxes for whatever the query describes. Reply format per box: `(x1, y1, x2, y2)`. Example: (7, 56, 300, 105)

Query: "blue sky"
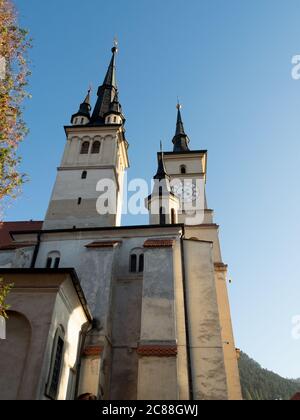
(9, 0, 300, 378)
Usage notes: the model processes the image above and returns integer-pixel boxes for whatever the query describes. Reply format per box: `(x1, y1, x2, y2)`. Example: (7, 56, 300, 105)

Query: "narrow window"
(114, 116, 117, 123)
(180, 165, 186, 174)
(81, 118, 84, 124)
(159, 186, 163, 197)
(46, 257, 52, 269)
(54, 257, 60, 269)
(160, 207, 166, 225)
(91, 141, 100, 154)
(77, 197, 82, 205)
(47, 335, 64, 399)
(171, 208, 176, 224)
(81, 171, 87, 179)
(139, 254, 144, 273)
(75, 118, 78, 124)
(130, 254, 137, 273)
(80, 141, 90, 154)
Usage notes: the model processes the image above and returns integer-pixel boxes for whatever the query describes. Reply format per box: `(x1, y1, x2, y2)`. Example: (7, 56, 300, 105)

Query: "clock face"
(173, 181, 199, 203)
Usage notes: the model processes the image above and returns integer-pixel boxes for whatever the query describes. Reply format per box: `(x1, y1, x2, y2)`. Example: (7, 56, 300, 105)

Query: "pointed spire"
(172, 102, 190, 152)
(71, 88, 92, 124)
(103, 41, 118, 88)
(154, 151, 170, 181)
(109, 90, 122, 114)
(91, 41, 120, 124)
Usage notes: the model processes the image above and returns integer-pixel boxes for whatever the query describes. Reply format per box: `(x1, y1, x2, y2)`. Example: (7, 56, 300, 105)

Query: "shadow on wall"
(0, 311, 31, 400)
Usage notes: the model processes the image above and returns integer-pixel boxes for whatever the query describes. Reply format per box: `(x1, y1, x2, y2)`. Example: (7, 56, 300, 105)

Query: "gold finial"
(112, 36, 119, 53)
(176, 97, 182, 110)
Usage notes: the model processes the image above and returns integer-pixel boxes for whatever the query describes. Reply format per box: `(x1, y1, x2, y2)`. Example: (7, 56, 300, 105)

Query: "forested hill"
(238, 352, 300, 400)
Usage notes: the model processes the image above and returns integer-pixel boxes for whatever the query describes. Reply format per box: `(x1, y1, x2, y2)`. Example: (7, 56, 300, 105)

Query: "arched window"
(114, 116, 117, 123)
(171, 208, 176, 224)
(180, 165, 187, 174)
(81, 118, 84, 124)
(46, 252, 61, 269)
(129, 248, 144, 274)
(80, 141, 90, 154)
(77, 197, 82, 205)
(139, 254, 144, 273)
(160, 207, 166, 225)
(46, 326, 65, 400)
(91, 141, 100, 154)
(130, 254, 137, 273)
(81, 171, 87, 179)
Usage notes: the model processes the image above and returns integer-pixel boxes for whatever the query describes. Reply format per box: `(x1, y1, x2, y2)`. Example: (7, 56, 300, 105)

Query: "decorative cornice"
(85, 241, 122, 249)
(214, 262, 228, 272)
(144, 239, 175, 248)
(82, 346, 103, 357)
(137, 345, 178, 357)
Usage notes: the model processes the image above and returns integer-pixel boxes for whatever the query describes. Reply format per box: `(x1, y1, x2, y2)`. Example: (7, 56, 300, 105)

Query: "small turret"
(71, 89, 91, 126)
(104, 91, 125, 125)
(146, 150, 180, 225)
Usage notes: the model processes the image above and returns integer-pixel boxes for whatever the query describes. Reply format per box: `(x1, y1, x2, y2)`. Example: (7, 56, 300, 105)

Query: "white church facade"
(0, 44, 242, 400)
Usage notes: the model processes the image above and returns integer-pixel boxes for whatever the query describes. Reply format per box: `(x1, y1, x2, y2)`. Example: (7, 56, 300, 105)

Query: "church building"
(0, 43, 242, 400)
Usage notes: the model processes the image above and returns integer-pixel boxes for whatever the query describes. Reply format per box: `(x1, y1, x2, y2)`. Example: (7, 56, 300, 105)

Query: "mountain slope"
(238, 352, 300, 400)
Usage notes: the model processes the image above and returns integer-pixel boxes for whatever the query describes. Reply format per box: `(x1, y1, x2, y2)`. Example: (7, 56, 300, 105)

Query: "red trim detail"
(143, 239, 175, 248)
(82, 346, 103, 356)
(85, 241, 121, 248)
(137, 345, 177, 357)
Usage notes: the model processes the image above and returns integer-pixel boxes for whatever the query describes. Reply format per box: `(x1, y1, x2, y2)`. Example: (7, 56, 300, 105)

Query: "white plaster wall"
(183, 240, 228, 400)
(38, 278, 89, 400)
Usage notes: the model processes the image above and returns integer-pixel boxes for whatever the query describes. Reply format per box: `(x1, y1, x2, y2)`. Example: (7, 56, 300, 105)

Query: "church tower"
(43, 43, 129, 230)
(162, 104, 242, 400)
(147, 151, 180, 225)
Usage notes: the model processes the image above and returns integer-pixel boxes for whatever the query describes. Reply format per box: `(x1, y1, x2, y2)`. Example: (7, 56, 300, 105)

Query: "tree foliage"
(239, 351, 300, 400)
(0, 0, 31, 205)
(0, 278, 13, 318)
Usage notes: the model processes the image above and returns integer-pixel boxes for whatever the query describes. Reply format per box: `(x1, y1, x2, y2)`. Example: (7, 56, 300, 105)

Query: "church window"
(54, 257, 60, 269)
(46, 257, 52, 269)
(46, 327, 65, 400)
(46, 251, 61, 269)
(78, 197, 82, 205)
(130, 254, 137, 273)
(80, 141, 90, 154)
(81, 171, 87, 179)
(171, 208, 176, 224)
(91, 141, 101, 154)
(138, 254, 144, 273)
(81, 118, 84, 124)
(114, 116, 117, 123)
(160, 207, 166, 225)
(180, 165, 187, 174)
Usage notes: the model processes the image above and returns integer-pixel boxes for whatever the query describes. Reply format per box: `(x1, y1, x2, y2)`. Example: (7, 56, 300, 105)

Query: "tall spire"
(103, 40, 118, 88)
(71, 88, 92, 124)
(154, 151, 170, 181)
(172, 103, 190, 152)
(91, 41, 119, 124)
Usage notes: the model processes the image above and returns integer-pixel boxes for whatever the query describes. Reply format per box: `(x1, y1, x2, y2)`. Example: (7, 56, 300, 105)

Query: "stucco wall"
(0, 272, 89, 401)
(183, 240, 228, 400)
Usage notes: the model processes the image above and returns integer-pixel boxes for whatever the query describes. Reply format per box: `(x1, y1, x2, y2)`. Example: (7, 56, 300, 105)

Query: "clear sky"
(8, 0, 300, 378)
